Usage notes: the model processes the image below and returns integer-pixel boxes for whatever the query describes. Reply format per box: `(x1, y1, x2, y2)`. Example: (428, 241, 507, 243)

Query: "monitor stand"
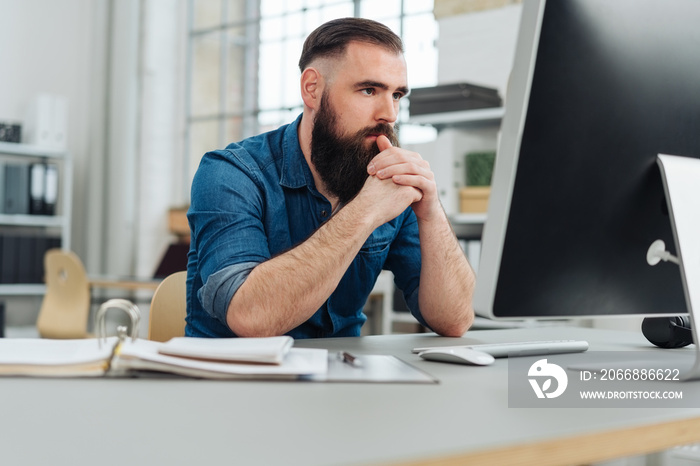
(657, 154, 700, 381)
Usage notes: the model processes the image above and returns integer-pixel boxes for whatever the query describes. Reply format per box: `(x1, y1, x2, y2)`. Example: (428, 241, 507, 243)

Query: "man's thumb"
(376, 134, 393, 152)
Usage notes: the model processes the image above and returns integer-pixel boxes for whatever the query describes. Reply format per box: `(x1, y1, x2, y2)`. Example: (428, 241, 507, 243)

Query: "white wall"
(0, 1, 95, 125)
(0, 0, 100, 263)
(0, 0, 187, 326)
(135, 0, 188, 277)
(95, 0, 188, 279)
(437, 4, 522, 94)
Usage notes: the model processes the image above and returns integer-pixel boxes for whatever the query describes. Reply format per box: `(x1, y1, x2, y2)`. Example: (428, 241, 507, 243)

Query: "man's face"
(310, 90, 400, 204)
(309, 41, 408, 204)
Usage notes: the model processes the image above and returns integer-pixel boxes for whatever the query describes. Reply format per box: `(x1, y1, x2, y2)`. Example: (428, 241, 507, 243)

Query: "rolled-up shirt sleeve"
(197, 261, 258, 325)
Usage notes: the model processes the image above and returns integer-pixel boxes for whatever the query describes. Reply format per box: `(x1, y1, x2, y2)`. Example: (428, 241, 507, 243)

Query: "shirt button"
(320, 210, 328, 218)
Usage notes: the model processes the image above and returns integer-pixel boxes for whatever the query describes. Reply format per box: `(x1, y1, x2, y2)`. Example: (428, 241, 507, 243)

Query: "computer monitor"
(474, 0, 700, 320)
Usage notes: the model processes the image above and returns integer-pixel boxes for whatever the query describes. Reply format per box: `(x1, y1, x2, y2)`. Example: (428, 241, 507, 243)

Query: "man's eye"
(361, 88, 374, 96)
(393, 92, 404, 100)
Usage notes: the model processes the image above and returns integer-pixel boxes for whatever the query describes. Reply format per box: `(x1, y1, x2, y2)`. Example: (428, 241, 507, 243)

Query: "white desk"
(2, 326, 700, 465)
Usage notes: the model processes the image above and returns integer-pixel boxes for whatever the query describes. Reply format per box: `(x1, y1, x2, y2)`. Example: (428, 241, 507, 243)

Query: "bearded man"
(185, 17, 475, 339)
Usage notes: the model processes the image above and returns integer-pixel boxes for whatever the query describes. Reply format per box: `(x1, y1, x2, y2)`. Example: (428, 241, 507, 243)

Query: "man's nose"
(375, 95, 398, 124)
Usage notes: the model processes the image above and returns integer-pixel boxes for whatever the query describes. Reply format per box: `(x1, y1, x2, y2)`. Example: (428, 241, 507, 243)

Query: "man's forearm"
(416, 211, 475, 337)
(226, 201, 376, 337)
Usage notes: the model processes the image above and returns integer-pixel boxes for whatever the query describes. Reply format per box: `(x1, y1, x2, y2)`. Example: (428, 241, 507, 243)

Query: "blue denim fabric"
(185, 114, 427, 338)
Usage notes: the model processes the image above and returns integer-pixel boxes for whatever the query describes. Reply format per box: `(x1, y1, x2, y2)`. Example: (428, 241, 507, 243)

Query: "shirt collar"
(280, 113, 315, 190)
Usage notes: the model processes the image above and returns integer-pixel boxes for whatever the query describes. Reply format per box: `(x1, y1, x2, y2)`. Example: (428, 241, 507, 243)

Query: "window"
(186, 0, 437, 191)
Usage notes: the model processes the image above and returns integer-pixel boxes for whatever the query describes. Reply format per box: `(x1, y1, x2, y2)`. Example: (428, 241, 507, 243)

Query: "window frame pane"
(185, 0, 438, 195)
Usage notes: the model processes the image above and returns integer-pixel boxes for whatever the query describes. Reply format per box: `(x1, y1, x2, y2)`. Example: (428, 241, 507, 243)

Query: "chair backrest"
(36, 249, 91, 339)
(148, 271, 187, 342)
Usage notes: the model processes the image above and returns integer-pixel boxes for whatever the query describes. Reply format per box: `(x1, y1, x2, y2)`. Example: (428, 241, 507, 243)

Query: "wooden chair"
(36, 249, 91, 339)
(148, 271, 187, 342)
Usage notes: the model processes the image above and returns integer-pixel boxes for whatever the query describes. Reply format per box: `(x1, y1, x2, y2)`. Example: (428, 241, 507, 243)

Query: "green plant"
(465, 151, 496, 186)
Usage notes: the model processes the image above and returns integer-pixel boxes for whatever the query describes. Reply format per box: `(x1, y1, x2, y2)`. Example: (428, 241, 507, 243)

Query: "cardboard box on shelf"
(459, 186, 490, 213)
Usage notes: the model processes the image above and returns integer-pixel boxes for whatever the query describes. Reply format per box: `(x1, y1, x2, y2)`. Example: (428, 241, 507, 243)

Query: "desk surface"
(2, 326, 700, 466)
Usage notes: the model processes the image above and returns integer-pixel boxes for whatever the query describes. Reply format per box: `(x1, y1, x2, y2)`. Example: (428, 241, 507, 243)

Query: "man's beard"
(310, 94, 400, 205)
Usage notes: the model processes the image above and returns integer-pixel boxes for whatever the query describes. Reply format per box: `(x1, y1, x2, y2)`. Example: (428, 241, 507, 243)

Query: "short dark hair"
(298, 17, 404, 72)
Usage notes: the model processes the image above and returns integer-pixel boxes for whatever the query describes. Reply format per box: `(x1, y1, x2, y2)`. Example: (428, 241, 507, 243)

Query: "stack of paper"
(157, 336, 294, 364)
(115, 338, 326, 379)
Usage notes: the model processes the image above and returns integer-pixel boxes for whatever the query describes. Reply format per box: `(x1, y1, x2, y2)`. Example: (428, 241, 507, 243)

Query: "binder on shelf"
(25, 234, 55, 284)
(32, 236, 48, 284)
(29, 163, 46, 215)
(0, 162, 4, 213)
(3, 164, 29, 214)
(16, 237, 34, 284)
(51, 97, 68, 151)
(26, 163, 57, 216)
(1, 235, 19, 284)
(24, 94, 68, 151)
(0, 233, 57, 284)
(43, 163, 58, 215)
(0, 302, 5, 338)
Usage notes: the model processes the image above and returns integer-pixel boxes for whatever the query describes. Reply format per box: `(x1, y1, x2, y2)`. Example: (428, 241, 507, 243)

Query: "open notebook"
(0, 336, 328, 380)
(0, 299, 326, 379)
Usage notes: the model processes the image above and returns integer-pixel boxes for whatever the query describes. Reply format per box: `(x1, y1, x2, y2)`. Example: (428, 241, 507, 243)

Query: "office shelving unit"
(409, 107, 505, 274)
(409, 106, 504, 223)
(0, 141, 72, 296)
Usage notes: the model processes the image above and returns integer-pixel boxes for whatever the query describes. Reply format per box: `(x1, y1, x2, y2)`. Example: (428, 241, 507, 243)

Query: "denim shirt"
(185, 114, 427, 338)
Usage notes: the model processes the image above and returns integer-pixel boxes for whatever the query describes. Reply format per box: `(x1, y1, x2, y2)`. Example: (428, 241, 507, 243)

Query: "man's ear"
(300, 67, 322, 109)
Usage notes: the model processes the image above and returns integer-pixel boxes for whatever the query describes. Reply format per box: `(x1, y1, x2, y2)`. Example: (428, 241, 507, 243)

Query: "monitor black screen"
(475, 0, 700, 319)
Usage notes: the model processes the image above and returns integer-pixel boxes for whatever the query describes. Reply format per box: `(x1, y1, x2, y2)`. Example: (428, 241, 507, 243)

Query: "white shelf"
(449, 213, 486, 240)
(0, 141, 66, 159)
(411, 107, 501, 226)
(0, 214, 65, 228)
(409, 107, 505, 129)
(0, 284, 46, 296)
(450, 213, 487, 224)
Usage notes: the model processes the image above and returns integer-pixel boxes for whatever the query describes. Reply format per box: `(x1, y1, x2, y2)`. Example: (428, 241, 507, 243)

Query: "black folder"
(3, 164, 29, 214)
(409, 82, 502, 116)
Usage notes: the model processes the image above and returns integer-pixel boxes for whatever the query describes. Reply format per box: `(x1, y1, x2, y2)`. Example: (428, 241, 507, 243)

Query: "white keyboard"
(412, 339, 589, 358)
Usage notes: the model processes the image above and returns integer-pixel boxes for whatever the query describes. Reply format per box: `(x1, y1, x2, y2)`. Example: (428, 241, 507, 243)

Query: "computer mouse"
(418, 347, 495, 366)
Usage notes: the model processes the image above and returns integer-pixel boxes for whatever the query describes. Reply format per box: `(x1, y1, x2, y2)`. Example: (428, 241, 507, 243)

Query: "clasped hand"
(360, 135, 440, 226)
